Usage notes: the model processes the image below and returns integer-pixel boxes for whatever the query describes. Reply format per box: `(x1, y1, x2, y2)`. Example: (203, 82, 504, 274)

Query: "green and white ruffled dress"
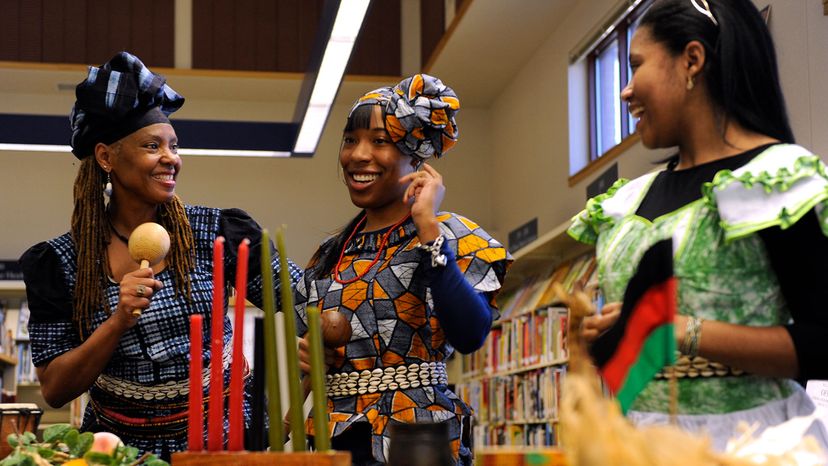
(568, 143, 828, 450)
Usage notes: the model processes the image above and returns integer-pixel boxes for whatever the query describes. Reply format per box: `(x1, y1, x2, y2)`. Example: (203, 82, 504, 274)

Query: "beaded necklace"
(109, 220, 131, 244)
(333, 213, 412, 285)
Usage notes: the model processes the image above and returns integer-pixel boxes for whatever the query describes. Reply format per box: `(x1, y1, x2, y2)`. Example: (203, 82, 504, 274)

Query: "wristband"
(680, 316, 703, 358)
(418, 234, 447, 267)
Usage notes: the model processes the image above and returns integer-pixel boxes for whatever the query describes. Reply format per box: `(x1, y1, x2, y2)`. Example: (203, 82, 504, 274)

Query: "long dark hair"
(72, 157, 194, 339)
(308, 104, 384, 279)
(640, 0, 794, 144)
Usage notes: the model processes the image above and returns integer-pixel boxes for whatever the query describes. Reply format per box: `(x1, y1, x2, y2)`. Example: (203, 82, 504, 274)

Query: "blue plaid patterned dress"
(20, 206, 301, 459)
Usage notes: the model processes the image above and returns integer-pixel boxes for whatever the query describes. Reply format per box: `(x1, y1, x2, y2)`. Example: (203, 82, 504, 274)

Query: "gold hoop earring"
(686, 76, 695, 91)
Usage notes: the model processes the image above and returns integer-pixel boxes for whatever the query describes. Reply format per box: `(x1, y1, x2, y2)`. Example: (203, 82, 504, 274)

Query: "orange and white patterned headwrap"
(348, 74, 460, 161)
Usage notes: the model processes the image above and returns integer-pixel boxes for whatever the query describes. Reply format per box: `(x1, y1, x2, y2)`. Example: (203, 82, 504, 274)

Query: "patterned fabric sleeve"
(293, 272, 311, 338)
(19, 241, 81, 366)
(435, 213, 513, 313)
(704, 144, 828, 241)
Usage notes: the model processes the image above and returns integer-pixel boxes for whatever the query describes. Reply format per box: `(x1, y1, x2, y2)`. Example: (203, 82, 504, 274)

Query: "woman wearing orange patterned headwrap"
(294, 74, 512, 465)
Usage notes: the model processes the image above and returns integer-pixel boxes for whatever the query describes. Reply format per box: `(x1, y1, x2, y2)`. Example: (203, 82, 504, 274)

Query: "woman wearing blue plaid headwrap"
(293, 74, 512, 465)
(19, 52, 301, 459)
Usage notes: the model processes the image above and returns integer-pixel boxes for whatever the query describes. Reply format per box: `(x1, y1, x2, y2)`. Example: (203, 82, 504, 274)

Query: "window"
(587, 0, 650, 161)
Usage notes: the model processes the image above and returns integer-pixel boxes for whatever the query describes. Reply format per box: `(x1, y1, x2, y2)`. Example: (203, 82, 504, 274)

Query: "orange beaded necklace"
(333, 213, 412, 284)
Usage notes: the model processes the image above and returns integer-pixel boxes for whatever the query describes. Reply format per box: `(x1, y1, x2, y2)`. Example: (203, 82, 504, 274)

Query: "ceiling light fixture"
(178, 148, 291, 157)
(0, 143, 72, 153)
(0, 1, 371, 157)
(292, 0, 372, 155)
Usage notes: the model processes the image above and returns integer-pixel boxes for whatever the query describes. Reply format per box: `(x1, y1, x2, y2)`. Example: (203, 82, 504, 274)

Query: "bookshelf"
(455, 219, 596, 449)
(0, 280, 28, 398)
(0, 280, 80, 432)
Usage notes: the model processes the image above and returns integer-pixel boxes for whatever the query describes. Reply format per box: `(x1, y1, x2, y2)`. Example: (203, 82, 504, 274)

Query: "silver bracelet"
(418, 234, 447, 267)
(680, 316, 703, 358)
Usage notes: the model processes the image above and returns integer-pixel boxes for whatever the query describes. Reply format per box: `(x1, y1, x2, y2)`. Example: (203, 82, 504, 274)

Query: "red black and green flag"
(589, 239, 677, 413)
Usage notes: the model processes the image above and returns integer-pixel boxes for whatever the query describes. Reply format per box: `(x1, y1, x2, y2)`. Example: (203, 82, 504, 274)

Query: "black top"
(635, 144, 828, 383)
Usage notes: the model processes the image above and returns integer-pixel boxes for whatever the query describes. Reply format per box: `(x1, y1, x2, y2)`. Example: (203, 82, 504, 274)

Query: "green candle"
(306, 306, 330, 451)
(260, 230, 284, 450)
(276, 227, 306, 450)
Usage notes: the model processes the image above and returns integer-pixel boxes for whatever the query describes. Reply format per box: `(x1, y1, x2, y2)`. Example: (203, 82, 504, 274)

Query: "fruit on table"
(89, 432, 123, 456)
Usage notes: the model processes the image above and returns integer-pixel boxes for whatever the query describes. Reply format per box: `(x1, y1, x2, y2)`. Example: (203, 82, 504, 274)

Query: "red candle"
(208, 236, 225, 451)
(187, 314, 204, 451)
(228, 239, 249, 451)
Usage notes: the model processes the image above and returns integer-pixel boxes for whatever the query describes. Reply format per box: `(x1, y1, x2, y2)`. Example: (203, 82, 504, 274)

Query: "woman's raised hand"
(581, 302, 622, 343)
(115, 268, 163, 328)
(298, 336, 336, 375)
(401, 163, 445, 241)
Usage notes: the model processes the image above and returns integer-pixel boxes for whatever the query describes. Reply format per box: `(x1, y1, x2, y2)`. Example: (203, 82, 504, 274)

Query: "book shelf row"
(455, 247, 600, 449)
(0, 297, 37, 397)
(474, 423, 559, 448)
(499, 252, 597, 323)
(457, 365, 566, 447)
(462, 307, 569, 379)
(461, 251, 596, 380)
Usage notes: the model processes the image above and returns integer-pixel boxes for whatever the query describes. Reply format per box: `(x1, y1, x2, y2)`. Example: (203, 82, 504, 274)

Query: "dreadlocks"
(71, 157, 195, 339)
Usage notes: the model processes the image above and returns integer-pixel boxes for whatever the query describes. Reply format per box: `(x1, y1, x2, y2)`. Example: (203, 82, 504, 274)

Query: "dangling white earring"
(103, 172, 112, 205)
(686, 76, 695, 91)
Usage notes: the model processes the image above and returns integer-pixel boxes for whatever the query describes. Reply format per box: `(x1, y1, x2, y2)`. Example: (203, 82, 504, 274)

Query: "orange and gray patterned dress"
(295, 212, 511, 464)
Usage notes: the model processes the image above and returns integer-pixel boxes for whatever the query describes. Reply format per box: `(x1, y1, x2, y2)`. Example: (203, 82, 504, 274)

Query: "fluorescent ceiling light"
(178, 148, 291, 157)
(0, 144, 290, 158)
(0, 143, 73, 153)
(1, 2, 370, 158)
(293, 0, 371, 154)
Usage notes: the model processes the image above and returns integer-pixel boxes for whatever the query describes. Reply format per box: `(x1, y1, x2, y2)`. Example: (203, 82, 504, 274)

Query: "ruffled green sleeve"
(702, 144, 828, 241)
(567, 178, 631, 245)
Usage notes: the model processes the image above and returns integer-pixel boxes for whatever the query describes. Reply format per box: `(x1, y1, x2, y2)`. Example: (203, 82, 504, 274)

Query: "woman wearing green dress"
(570, 0, 828, 450)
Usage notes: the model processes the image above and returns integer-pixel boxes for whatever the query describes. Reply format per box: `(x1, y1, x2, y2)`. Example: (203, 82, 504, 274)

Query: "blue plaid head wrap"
(348, 74, 460, 161)
(69, 51, 185, 159)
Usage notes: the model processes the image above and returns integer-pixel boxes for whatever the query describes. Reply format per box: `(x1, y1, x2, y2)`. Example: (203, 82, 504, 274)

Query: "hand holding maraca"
(119, 222, 170, 318)
(298, 310, 352, 375)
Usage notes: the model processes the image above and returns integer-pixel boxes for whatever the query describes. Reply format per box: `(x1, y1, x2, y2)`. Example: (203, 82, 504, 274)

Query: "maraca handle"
(132, 259, 150, 317)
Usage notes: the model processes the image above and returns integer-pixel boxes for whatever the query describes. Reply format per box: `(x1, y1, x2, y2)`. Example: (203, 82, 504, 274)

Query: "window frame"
(586, 0, 651, 162)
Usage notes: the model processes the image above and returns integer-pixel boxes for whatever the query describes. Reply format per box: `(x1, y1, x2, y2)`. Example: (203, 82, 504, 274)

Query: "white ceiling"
(428, 0, 577, 107)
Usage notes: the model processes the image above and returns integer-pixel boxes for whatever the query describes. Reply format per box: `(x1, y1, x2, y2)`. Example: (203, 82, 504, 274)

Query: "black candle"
(246, 317, 266, 451)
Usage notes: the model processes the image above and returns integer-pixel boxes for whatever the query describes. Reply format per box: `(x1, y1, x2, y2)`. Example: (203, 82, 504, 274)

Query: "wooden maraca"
(320, 310, 352, 348)
(127, 222, 171, 317)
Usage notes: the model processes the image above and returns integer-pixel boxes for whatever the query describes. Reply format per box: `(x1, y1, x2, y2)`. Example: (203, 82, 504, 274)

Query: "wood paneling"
(18, 1, 43, 62)
(193, 0, 323, 72)
(192, 0, 398, 75)
(420, 0, 445, 68)
(348, 0, 401, 76)
(0, 0, 174, 66)
(0, 0, 398, 75)
(0, 0, 21, 60)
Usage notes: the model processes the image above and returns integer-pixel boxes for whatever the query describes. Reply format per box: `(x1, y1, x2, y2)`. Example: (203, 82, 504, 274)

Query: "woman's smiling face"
(339, 105, 416, 211)
(622, 25, 688, 149)
(109, 123, 181, 206)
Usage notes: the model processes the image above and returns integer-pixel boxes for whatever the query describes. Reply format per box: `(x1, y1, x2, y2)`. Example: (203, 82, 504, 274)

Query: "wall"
(0, 0, 824, 267)
(488, 0, 828, 243)
(0, 69, 493, 267)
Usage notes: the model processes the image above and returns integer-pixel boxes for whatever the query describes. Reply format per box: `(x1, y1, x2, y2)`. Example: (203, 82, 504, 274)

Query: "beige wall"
(0, 72, 493, 267)
(487, 0, 828, 243)
(1, 0, 825, 266)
